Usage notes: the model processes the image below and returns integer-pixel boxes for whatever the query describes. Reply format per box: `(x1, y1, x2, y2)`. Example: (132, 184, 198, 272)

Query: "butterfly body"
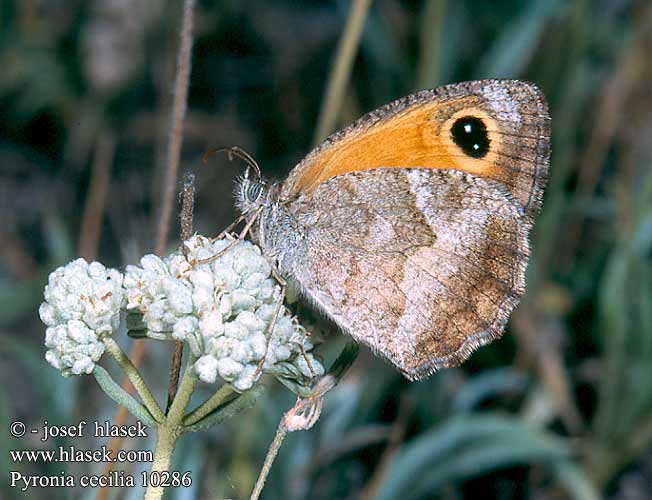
(235, 79, 550, 380)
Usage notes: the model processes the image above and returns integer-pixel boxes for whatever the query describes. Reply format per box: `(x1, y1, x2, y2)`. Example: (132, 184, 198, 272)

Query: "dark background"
(2, 0, 652, 499)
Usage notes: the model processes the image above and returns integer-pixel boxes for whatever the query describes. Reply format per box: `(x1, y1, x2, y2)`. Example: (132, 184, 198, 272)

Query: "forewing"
(281, 79, 550, 220)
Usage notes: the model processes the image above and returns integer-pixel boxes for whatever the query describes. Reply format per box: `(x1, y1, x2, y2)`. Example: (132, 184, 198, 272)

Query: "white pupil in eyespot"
(451, 115, 490, 158)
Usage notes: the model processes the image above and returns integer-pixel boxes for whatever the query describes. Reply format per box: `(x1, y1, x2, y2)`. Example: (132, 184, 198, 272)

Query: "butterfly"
(228, 79, 550, 380)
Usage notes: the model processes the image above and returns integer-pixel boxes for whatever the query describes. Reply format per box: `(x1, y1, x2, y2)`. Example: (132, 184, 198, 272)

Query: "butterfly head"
(207, 146, 267, 214)
(235, 169, 268, 214)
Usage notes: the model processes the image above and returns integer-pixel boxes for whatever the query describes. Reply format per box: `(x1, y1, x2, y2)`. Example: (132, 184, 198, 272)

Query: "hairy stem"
(249, 422, 288, 500)
(183, 383, 234, 426)
(103, 338, 165, 423)
(144, 424, 178, 500)
(144, 355, 198, 500)
(168, 173, 196, 409)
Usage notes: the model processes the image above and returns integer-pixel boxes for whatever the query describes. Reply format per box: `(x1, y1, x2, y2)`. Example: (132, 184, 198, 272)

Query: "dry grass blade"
(313, 0, 373, 145)
(415, 0, 447, 90)
(78, 130, 115, 261)
(359, 392, 414, 500)
(156, 0, 196, 255)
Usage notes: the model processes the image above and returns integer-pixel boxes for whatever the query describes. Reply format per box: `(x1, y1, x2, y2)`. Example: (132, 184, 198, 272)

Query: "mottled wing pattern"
(287, 168, 530, 379)
(269, 80, 550, 378)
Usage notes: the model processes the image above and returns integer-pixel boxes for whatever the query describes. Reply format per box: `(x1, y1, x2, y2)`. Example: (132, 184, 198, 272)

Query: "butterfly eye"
(450, 116, 490, 158)
(244, 181, 263, 202)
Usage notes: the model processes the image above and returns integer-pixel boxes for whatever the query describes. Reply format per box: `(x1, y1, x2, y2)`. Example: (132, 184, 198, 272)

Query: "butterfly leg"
(296, 329, 317, 377)
(209, 213, 247, 243)
(255, 263, 287, 376)
(195, 206, 263, 265)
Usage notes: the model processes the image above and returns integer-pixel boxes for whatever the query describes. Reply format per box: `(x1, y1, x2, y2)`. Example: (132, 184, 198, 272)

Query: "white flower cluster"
(123, 236, 323, 391)
(39, 236, 324, 390)
(39, 259, 125, 376)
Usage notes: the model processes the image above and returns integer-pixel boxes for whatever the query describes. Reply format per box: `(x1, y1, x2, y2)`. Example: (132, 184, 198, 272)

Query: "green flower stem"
(93, 366, 156, 426)
(144, 354, 198, 500)
(103, 337, 165, 423)
(145, 425, 177, 500)
(184, 384, 266, 433)
(166, 355, 199, 425)
(183, 383, 234, 426)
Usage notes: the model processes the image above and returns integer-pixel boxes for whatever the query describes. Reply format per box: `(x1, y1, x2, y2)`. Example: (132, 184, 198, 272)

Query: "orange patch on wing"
(292, 99, 502, 194)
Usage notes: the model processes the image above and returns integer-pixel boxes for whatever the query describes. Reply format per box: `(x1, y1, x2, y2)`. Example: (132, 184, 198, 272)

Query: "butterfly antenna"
(202, 146, 262, 181)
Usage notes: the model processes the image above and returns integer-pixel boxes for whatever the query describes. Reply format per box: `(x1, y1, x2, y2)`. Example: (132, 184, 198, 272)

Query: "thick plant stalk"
(144, 356, 198, 500)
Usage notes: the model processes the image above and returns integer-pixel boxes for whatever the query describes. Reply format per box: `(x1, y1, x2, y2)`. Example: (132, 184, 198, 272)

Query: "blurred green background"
(2, 0, 652, 499)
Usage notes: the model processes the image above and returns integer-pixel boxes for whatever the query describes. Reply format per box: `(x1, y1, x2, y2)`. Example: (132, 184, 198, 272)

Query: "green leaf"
(183, 384, 266, 433)
(373, 414, 571, 500)
(477, 0, 563, 77)
(93, 365, 156, 427)
(553, 461, 601, 500)
(452, 368, 529, 413)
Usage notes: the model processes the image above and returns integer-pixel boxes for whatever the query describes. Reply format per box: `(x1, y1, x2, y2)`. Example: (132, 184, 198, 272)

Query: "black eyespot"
(450, 116, 490, 158)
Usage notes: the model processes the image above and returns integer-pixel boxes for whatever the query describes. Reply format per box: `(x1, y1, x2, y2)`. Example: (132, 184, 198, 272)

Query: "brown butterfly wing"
(281, 79, 550, 221)
(267, 80, 550, 378)
(278, 168, 529, 379)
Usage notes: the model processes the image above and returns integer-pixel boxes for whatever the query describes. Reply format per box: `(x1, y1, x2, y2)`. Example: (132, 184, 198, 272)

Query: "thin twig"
(159, 0, 195, 409)
(249, 422, 288, 500)
(167, 173, 196, 409)
(359, 392, 413, 500)
(250, 397, 324, 500)
(78, 130, 115, 261)
(180, 172, 196, 242)
(312, 0, 373, 145)
(156, 0, 196, 255)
